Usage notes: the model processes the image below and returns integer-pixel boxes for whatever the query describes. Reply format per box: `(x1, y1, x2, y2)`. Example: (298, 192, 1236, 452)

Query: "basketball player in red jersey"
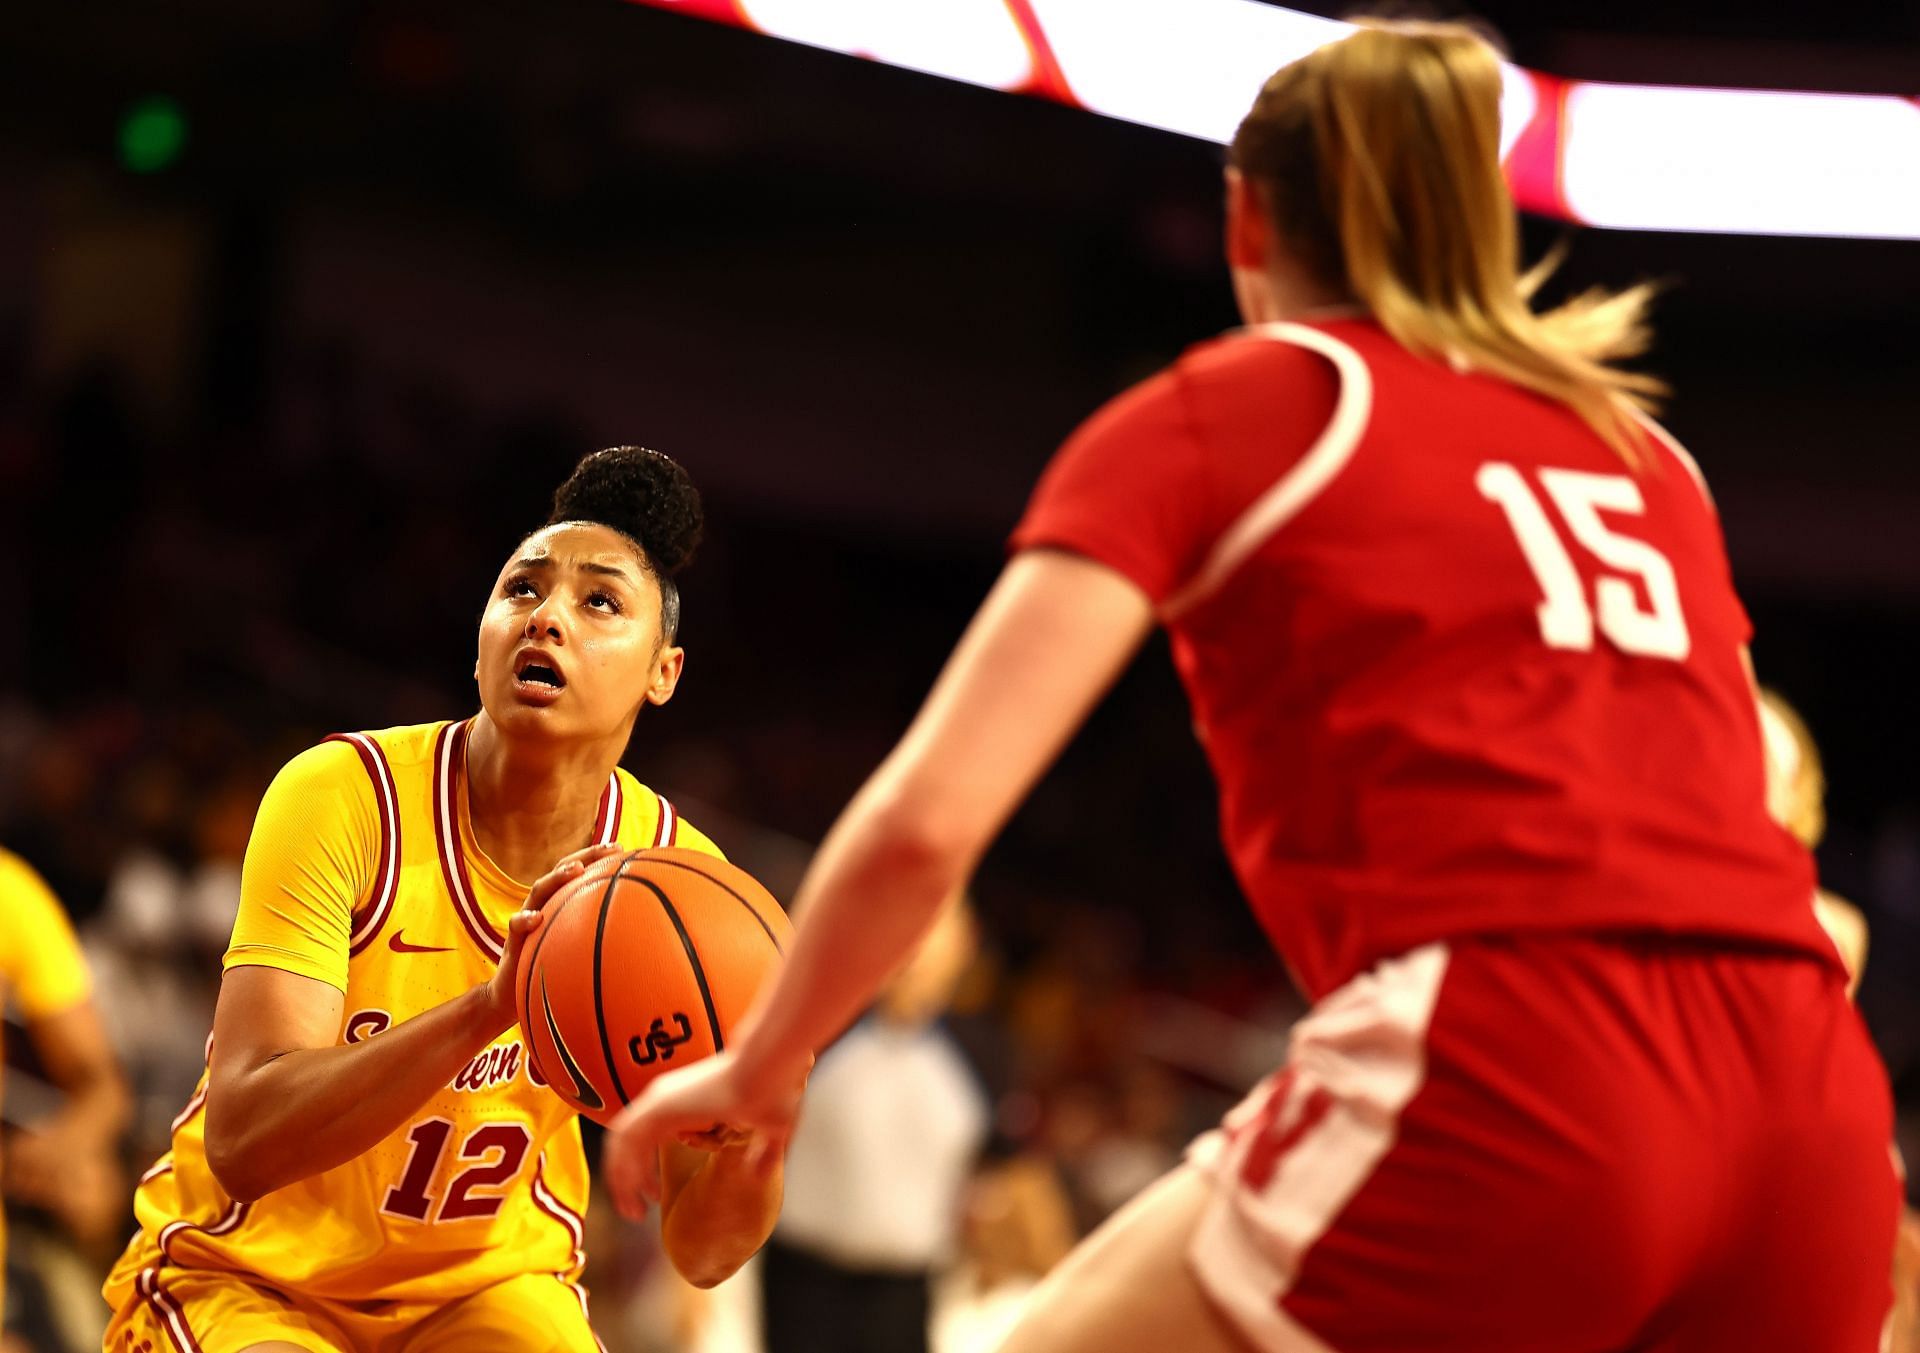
(604, 21, 1899, 1353)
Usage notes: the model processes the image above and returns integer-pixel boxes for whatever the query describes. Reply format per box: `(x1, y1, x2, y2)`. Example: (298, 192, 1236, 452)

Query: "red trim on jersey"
(651, 794, 678, 849)
(530, 1157, 586, 1273)
(326, 732, 403, 956)
(531, 1157, 604, 1348)
(592, 773, 623, 846)
(1161, 323, 1374, 619)
(157, 1201, 250, 1266)
(169, 1083, 208, 1135)
(435, 721, 506, 962)
(137, 1266, 204, 1353)
(436, 722, 622, 959)
(138, 1157, 174, 1187)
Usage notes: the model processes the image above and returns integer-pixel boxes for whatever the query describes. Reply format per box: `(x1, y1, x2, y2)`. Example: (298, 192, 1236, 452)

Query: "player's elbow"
(204, 1140, 265, 1204)
(674, 1252, 744, 1291)
(203, 1096, 280, 1203)
(204, 1129, 267, 1203)
(860, 784, 981, 886)
(665, 1231, 766, 1291)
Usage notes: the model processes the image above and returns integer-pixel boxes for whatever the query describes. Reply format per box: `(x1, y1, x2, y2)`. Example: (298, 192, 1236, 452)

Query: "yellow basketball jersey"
(2, 846, 93, 1320)
(106, 718, 722, 1309)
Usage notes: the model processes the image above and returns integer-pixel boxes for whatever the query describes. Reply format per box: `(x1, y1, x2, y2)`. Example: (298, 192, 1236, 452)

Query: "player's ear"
(644, 645, 685, 708)
(1225, 167, 1271, 270)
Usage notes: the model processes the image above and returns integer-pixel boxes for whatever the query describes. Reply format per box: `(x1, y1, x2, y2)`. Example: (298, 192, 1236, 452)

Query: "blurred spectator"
(759, 896, 991, 1353)
(1758, 687, 1867, 990)
(84, 767, 256, 1164)
(1757, 688, 1919, 1347)
(1, 847, 130, 1353)
(930, 1154, 1075, 1353)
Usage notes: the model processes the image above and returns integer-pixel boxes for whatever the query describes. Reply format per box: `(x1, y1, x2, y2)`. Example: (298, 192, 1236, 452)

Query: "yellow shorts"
(103, 1265, 602, 1353)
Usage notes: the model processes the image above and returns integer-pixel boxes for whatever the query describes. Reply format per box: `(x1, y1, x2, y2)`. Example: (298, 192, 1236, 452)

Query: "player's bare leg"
(996, 1165, 1256, 1353)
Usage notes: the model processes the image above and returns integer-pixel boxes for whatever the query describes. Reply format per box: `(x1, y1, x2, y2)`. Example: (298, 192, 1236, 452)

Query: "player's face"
(475, 523, 684, 742)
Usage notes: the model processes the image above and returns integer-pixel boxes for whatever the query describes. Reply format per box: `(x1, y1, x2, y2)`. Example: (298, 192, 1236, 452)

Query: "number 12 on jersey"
(1476, 462, 1690, 660)
(381, 1118, 532, 1224)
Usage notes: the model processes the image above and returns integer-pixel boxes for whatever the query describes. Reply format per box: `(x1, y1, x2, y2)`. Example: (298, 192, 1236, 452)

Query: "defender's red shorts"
(1187, 937, 1899, 1352)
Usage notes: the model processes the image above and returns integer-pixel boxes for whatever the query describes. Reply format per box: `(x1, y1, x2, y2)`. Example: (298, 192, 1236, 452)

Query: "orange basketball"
(516, 847, 792, 1124)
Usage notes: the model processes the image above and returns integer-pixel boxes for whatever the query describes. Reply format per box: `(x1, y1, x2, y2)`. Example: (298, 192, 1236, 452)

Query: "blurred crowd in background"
(3, 0, 1918, 1349)
(0, 346, 1303, 1351)
(2, 317, 1917, 1353)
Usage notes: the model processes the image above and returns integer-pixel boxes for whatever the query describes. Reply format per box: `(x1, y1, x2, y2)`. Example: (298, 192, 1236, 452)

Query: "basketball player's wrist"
(466, 980, 515, 1043)
(728, 1028, 810, 1099)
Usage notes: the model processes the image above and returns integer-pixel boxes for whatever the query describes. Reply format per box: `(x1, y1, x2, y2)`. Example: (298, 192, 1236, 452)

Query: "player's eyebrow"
(512, 555, 634, 583)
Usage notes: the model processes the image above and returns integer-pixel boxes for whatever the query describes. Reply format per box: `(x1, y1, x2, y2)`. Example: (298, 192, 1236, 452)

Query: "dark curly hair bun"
(548, 446, 703, 577)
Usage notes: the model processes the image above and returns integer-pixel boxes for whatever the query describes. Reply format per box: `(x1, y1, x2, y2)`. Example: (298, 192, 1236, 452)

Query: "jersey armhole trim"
(1627, 407, 1714, 509)
(325, 733, 402, 957)
(1159, 323, 1375, 621)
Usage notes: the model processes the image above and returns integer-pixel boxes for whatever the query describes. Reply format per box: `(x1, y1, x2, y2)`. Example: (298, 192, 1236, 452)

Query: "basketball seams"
(592, 853, 645, 1107)
(633, 876, 728, 1055)
(638, 854, 786, 955)
(529, 850, 787, 1119)
(519, 890, 568, 1094)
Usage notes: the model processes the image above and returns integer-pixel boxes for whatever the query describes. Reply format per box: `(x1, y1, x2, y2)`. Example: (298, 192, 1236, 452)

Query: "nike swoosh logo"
(387, 932, 455, 954)
(541, 973, 605, 1112)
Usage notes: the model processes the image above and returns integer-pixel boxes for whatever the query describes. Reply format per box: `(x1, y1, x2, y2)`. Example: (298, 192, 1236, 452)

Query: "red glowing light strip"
(625, 0, 1920, 240)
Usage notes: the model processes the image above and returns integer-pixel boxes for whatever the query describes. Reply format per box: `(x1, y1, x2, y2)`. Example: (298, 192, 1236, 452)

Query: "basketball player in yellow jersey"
(104, 447, 785, 1353)
(1, 847, 129, 1327)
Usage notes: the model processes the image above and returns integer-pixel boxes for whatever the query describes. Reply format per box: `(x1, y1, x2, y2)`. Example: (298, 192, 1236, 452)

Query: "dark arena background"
(1, 2, 1916, 1350)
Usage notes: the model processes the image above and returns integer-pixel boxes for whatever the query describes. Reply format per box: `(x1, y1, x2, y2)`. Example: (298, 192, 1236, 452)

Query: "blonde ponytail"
(1231, 20, 1665, 462)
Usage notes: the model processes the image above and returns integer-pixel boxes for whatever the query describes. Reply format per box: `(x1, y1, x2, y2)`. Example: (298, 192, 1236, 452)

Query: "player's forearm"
(734, 783, 971, 1084)
(661, 1145, 785, 1288)
(30, 1004, 132, 1150)
(733, 556, 1149, 1084)
(206, 984, 505, 1202)
(40, 1067, 131, 1151)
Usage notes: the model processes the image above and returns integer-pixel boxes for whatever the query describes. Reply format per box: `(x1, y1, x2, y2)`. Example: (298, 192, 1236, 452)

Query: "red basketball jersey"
(1012, 315, 1837, 1000)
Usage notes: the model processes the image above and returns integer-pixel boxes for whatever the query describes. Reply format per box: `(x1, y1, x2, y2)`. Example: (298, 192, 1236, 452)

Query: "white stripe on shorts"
(1186, 942, 1452, 1351)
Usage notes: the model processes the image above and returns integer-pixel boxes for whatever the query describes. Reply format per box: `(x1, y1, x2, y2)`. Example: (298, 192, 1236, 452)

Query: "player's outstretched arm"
(604, 550, 1153, 1214)
(205, 844, 621, 1202)
(657, 1136, 784, 1288)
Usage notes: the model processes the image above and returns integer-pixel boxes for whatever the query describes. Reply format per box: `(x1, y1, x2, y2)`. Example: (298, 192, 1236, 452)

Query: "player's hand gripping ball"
(516, 847, 792, 1125)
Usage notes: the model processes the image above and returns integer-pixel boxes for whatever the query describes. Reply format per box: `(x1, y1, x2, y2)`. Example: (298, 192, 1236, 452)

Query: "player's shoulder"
(337, 720, 452, 774)
(0, 844, 39, 889)
(673, 816, 727, 861)
(271, 721, 448, 791)
(0, 846, 60, 914)
(1176, 325, 1347, 403)
(1067, 328, 1332, 450)
(1177, 324, 1356, 380)
(1158, 326, 1348, 460)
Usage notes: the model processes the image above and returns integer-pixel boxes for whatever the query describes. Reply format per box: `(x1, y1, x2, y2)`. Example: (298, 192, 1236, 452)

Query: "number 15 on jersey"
(1477, 462, 1691, 660)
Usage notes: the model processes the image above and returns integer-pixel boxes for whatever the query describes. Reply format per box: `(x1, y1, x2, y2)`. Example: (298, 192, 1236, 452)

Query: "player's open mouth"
(513, 651, 568, 701)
